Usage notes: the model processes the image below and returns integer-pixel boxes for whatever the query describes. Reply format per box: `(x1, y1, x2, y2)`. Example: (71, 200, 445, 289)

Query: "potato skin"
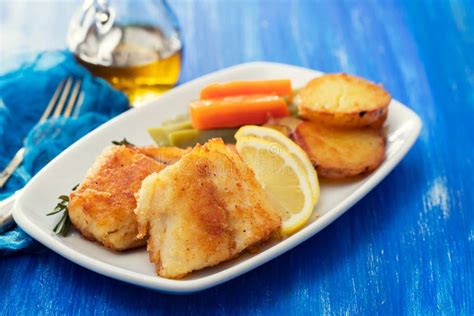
(297, 73, 391, 128)
(299, 106, 388, 129)
(293, 122, 386, 179)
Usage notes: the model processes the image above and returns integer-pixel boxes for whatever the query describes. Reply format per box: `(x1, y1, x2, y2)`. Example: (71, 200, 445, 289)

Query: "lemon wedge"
(236, 135, 317, 236)
(235, 125, 319, 203)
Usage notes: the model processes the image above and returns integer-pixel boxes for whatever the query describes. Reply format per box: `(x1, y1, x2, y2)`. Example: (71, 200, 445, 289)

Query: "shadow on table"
(33, 153, 426, 313)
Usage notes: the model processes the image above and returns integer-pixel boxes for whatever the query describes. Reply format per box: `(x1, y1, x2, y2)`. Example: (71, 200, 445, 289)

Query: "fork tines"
(40, 77, 84, 122)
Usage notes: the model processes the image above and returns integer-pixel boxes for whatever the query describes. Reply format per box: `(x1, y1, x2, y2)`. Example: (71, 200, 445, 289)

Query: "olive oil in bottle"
(68, 0, 182, 104)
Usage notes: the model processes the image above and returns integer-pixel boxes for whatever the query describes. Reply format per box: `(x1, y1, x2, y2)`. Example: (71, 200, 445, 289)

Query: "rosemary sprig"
(47, 184, 78, 237)
(112, 138, 135, 146)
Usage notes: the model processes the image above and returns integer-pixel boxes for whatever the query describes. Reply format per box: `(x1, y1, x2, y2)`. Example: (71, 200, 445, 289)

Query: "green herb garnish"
(47, 184, 78, 237)
(112, 138, 135, 146)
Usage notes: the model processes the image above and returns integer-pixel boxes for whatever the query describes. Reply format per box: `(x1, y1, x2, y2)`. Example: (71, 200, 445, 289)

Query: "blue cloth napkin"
(0, 51, 129, 255)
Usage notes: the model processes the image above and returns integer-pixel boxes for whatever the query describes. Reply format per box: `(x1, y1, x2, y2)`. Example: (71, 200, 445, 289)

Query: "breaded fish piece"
(69, 145, 186, 251)
(135, 139, 281, 278)
(138, 146, 191, 165)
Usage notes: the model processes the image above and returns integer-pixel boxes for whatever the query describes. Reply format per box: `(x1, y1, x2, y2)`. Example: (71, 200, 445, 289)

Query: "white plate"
(13, 62, 422, 293)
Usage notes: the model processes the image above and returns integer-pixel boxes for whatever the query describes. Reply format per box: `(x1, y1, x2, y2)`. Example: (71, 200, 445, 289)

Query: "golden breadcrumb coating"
(69, 145, 186, 251)
(138, 146, 191, 165)
(135, 139, 281, 278)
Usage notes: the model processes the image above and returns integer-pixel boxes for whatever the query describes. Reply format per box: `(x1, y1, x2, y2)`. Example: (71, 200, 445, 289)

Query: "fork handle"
(0, 147, 26, 189)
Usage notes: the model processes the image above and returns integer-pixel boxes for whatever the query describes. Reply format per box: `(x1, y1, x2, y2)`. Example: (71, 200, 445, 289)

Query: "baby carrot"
(200, 79, 292, 102)
(190, 95, 289, 130)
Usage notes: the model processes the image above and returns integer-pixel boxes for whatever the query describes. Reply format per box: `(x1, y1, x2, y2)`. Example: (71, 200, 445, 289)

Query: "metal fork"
(0, 77, 84, 188)
(0, 77, 84, 230)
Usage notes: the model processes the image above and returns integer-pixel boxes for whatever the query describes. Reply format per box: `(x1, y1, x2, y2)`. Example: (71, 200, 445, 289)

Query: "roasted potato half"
(296, 74, 391, 128)
(293, 122, 385, 179)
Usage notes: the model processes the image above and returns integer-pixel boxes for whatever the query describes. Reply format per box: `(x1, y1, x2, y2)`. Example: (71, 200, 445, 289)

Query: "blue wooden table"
(1, 0, 473, 314)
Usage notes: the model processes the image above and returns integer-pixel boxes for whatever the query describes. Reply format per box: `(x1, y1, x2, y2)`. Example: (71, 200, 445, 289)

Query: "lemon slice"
(235, 125, 319, 203)
(236, 136, 316, 235)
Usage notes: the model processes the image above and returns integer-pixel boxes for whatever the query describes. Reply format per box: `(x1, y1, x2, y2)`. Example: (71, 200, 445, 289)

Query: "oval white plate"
(12, 62, 421, 293)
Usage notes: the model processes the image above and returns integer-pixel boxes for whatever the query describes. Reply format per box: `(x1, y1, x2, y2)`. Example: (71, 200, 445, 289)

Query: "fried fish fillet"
(68, 145, 186, 251)
(138, 146, 191, 165)
(135, 139, 281, 278)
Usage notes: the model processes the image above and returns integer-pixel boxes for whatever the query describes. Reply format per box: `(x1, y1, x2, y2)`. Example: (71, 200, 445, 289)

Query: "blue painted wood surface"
(1, 0, 473, 314)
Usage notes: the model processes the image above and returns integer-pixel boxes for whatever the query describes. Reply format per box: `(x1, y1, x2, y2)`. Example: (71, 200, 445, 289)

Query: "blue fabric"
(0, 51, 129, 255)
(0, 227, 38, 255)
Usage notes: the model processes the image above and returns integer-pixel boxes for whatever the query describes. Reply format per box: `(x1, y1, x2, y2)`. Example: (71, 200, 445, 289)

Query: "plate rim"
(12, 61, 422, 293)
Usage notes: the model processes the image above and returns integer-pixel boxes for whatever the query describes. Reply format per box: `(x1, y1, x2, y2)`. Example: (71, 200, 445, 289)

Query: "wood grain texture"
(1, 0, 473, 314)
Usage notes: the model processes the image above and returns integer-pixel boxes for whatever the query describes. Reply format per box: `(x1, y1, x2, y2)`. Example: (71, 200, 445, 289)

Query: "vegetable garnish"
(148, 120, 193, 146)
(190, 95, 289, 130)
(47, 184, 78, 237)
(200, 79, 293, 102)
(112, 138, 135, 146)
(167, 128, 238, 148)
